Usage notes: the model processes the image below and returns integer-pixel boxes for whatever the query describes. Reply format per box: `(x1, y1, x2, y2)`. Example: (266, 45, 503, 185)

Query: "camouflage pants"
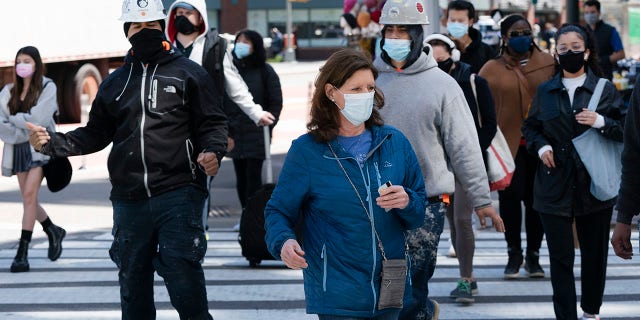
(399, 202, 447, 320)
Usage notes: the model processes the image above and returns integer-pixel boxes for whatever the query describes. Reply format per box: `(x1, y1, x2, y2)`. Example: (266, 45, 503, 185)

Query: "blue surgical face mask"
(333, 87, 375, 126)
(447, 22, 468, 38)
(383, 38, 412, 62)
(584, 12, 599, 25)
(234, 42, 251, 59)
(508, 36, 532, 54)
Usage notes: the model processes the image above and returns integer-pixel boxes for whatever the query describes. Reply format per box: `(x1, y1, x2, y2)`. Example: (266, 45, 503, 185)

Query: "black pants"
(233, 158, 264, 209)
(110, 186, 212, 320)
(498, 145, 544, 254)
(539, 209, 612, 320)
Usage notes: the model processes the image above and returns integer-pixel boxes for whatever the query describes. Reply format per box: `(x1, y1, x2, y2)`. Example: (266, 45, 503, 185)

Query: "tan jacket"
(479, 48, 555, 158)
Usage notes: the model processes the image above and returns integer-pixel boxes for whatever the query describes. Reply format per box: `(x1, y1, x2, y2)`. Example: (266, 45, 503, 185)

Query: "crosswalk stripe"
(0, 228, 638, 319)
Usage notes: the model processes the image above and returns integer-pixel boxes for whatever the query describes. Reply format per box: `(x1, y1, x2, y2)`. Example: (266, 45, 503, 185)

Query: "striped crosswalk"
(0, 226, 638, 319)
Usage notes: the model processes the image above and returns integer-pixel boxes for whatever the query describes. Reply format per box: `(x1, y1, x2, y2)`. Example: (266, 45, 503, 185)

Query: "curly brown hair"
(307, 49, 384, 142)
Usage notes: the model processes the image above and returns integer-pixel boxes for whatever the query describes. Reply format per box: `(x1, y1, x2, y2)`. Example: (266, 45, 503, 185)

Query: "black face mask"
(175, 15, 196, 35)
(129, 28, 166, 63)
(558, 51, 586, 74)
(437, 58, 454, 73)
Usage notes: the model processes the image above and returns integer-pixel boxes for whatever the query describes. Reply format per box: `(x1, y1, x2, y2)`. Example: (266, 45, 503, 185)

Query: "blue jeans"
(399, 202, 447, 320)
(318, 310, 400, 320)
(110, 186, 212, 320)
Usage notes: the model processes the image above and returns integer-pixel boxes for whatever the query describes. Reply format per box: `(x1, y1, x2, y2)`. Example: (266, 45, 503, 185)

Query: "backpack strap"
(470, 73, 483, 128)
(587, 78, 607, 112)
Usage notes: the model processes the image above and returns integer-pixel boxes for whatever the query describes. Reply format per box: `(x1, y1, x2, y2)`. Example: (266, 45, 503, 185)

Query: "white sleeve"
(537, 145, 553, 159)
(592, 114, 605, 129)
(223, 49, 266, 124)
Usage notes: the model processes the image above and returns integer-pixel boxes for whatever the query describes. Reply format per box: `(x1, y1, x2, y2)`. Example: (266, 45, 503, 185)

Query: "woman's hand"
(575, 108, 598, 126)
(25, 122, 50, 152)
(280, 239, 307, 269)
(541, 150, 556, 168)
(376, 185, 409, 210)
(475, 206, 505, 233)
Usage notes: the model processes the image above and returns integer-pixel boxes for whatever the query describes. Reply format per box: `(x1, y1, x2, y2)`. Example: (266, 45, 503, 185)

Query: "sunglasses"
(508, 30, 532, 38)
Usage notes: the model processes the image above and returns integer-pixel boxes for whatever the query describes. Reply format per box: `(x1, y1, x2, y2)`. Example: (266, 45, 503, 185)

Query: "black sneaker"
(449, 279, 478, 298)
(452, 279, 474, 303)
(504, 254, 523, 279)
(525, 251, 545, 278)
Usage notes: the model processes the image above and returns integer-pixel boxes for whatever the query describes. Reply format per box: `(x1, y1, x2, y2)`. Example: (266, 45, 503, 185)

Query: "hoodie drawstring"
(115, 63, 134, 102)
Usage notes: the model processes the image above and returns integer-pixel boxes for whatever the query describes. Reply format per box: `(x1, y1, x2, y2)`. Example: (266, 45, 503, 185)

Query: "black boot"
(525, 250, 545, 278)
(44, 224, 66, 261)
(10, 239, 30, 273)
(504, 248, 523, 279)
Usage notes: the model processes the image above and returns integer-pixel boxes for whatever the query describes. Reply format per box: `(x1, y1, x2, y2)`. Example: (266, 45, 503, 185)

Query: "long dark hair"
(9, 46, 45, 115)
(554, 23, 603, 77)
(307, 49, 384, 142)
(233, 29, 266, 67)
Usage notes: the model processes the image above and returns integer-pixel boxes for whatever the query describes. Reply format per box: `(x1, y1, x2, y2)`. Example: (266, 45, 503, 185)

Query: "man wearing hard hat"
(374, 1, 504, 319)
(26, 1, 225, 319)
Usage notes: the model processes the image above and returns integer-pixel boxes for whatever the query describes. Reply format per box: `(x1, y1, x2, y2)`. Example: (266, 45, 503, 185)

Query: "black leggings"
(497, 145, 544, 254)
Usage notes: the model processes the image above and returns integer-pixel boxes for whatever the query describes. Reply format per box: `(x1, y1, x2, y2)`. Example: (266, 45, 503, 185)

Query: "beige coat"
(479, 48, 556, 158)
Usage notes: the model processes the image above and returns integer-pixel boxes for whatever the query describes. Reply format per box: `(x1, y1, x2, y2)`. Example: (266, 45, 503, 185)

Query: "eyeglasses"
(508, 30, 532, 38)
(556, 49, 586, 55)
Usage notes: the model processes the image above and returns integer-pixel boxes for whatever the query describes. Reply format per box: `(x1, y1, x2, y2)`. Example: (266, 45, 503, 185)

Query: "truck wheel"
(61, 64, 102, 123)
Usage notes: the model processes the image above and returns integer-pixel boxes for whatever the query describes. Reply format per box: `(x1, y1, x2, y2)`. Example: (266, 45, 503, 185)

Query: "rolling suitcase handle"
(263, 125, 273, 184)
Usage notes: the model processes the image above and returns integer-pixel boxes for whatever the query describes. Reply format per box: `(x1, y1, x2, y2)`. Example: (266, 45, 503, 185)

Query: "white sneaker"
(580, 314, 600, 320)
(448, 239, 456, 258)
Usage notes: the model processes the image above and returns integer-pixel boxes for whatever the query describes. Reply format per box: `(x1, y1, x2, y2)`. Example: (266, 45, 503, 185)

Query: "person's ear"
(325, 83, 335, 101)
(584, 49, 590, 61)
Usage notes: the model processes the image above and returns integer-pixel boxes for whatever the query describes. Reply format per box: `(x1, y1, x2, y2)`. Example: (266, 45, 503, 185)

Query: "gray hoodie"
(375, 46, 491, 208)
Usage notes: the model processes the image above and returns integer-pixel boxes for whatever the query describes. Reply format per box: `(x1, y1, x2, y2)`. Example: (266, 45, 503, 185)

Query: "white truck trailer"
(0, 0, 130, 123)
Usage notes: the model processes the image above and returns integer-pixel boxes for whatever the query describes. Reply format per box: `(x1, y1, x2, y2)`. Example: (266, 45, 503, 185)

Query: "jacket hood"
(165, 0, 209, 43)
(374, 43, 438, 76)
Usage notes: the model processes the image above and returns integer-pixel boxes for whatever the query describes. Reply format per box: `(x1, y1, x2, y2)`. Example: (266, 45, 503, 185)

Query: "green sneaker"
(450, 279, 475, 303)
(449, 279, 478, 298)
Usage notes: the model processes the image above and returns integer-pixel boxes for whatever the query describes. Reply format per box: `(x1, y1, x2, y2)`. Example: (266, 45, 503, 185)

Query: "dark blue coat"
(265, 125, 426, 317)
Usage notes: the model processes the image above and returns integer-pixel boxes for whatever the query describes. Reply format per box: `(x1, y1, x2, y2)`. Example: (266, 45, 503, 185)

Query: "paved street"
(0, 61, 639, 319)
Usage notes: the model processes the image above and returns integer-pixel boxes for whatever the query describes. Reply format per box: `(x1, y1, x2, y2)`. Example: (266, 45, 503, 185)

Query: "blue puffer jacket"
(265, 124, 427, 317)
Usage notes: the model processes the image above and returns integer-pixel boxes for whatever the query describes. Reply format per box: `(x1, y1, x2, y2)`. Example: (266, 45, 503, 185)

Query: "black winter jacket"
(225, 57, 282, 159)
(522, 69, 626, 216)
(458, 28, 496, 74)
(616, 79, 640, 224)
(450, 61, 497, 160)
(42, 48, 228, 200)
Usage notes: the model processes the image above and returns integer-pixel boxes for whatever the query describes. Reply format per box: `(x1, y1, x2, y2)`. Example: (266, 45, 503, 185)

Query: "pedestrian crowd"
(0, 0, 637, 320)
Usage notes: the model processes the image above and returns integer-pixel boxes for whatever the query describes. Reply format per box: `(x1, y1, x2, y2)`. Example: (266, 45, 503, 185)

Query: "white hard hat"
(379, 0, 430, 25)
(119, 0, 167, 22)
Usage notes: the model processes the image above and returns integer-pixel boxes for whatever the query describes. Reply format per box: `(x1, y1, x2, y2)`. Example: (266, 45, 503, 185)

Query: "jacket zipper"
(151, 79, 158, 109)
(185, 139, 196, 180)
(321, 244, 327, 292)
(140, 63, 151, 197)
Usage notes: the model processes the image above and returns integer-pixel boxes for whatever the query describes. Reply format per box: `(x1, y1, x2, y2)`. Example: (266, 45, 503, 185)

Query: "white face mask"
(333, 87, 374, 126)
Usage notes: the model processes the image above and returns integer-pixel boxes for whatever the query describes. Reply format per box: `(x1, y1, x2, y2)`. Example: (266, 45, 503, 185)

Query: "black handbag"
(43, 156, 72, 192)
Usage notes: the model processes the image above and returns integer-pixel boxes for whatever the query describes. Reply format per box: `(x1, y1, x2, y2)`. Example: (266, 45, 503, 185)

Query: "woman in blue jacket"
(522, 24, 626, 320)
(265, 49, 427, 319)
